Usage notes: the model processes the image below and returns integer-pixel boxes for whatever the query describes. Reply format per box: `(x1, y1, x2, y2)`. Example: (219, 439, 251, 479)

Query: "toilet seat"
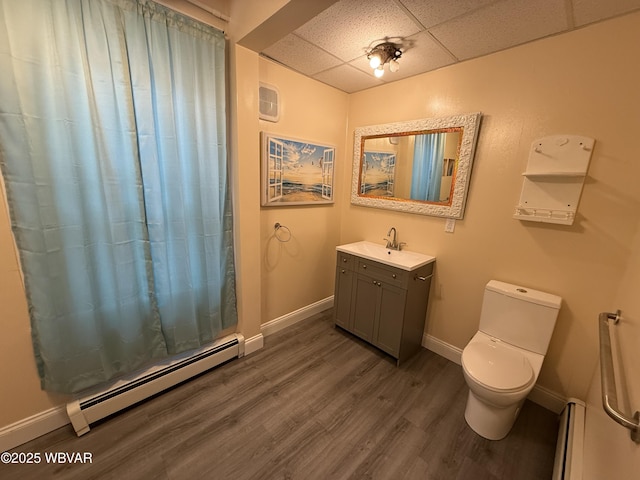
(462, 340, 534, 393)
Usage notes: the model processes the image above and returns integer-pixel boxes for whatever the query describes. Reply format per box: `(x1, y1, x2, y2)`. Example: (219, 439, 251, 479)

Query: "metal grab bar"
(598, 310, 640, 443)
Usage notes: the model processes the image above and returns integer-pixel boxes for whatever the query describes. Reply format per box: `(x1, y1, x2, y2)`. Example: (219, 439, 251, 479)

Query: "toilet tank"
(479, 280, 562, 354)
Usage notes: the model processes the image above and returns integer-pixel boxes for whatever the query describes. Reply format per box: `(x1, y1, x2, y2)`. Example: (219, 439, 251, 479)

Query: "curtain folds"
(125, 1, 236, 353)
(410, 132, 446, 202)
(0, 0, 237, 394)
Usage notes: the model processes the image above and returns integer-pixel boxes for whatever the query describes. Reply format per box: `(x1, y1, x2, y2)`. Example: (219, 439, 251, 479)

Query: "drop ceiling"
(237, 0, 640, 93)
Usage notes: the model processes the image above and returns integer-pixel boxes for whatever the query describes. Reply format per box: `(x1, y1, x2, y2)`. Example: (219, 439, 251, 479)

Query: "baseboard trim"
(1, 328, 268, 451)
(528, 383, 567, 414)
(244, 333, 264, 356)
(423, 333, 463, 364)
(2, 308, 564, 452)
(422, 333, 567, 413)
(261, 296, 334, 337)
(0, 405, 69, 452)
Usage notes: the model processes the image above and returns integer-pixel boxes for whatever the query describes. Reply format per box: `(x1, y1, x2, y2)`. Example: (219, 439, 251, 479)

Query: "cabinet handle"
(342, 258, 347, 263)
(371, 280, 381, 286)
(341, 269, 346, 274)
(362, 264, 367, 269)
(392, 274, 397, 279)
(414, 274, 433, 282)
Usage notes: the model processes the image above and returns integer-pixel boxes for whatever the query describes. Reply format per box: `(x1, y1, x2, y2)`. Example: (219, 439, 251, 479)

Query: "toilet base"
(464, 390, 524, 440)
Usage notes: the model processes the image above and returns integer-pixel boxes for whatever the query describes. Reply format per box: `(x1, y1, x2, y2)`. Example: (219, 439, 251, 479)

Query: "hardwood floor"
(2, 310, 559, 479)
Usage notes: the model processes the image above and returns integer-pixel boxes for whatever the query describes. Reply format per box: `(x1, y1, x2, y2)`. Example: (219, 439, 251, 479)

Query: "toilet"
(461, 280, 561, 440)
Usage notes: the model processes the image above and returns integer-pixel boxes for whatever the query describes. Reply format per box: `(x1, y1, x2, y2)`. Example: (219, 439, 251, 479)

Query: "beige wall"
(0, 182, 69, 426)
(342, 12, 640, 401)
(258, 58, 348, 321)
(229, 45, 263, 341)
(613, 228, 640, 418)
(2, 7, 640, 436)
(228, 0, 290, 42)
(582, 222, 640, 476)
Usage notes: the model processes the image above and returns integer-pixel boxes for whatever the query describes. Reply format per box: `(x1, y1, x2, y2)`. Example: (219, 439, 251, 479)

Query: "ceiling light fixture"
(366, 41, 402, 78)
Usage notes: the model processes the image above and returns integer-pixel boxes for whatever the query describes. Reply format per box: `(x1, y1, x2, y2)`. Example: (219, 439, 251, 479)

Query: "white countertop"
(336, 241, 436, 271)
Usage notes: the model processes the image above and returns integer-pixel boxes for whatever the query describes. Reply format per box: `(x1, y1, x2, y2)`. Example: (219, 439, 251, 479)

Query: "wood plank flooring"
(2, 310, 559, 479)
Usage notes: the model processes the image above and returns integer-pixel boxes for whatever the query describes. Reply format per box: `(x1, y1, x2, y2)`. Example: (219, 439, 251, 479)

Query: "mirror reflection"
(351, 113, 481, 219)
(360, 129, 462, 204)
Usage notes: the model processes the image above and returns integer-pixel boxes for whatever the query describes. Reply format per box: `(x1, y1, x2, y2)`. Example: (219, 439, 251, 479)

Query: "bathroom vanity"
(333, 241, 435, 365)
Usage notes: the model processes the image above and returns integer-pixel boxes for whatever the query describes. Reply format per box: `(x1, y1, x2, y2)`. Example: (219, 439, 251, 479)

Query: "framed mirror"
(351, 113, 482, 218)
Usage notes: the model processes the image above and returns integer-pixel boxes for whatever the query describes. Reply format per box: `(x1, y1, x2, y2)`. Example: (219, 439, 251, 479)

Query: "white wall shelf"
(521, 171, 586, 177)
(514, 134, 594, 225)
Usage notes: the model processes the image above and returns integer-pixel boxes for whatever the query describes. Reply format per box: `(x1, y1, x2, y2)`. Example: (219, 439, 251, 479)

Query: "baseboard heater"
(552, 398, 585, 480)
(67, 333, 244, 436)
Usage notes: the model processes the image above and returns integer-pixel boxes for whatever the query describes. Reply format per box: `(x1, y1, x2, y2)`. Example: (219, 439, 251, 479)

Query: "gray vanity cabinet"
(334, 252, 355, 330)
(352, 271, 406, 354)
(333, 252, 434, 365)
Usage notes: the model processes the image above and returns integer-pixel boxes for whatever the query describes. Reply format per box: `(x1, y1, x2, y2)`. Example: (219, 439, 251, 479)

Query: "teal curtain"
(410, 133, 446, 202)
(0, 0, 237, 393)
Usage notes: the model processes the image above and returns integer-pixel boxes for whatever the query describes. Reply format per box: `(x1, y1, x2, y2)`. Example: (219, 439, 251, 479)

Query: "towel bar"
(598, 310, 640, 443)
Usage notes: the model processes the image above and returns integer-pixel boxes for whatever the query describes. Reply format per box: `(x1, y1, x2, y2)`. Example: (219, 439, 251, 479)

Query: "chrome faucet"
(384, 227, 405, 250)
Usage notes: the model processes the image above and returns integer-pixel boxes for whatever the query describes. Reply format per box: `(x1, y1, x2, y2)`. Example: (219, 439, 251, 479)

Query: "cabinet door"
(351, 274, 379, 342)
(373, 282, 406, 357)
(334, 267, 354, 329)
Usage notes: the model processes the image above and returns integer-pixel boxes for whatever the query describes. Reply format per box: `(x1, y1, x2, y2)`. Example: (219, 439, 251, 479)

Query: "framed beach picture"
(261, 133, 336, 206)
(361, 151, 396, 197)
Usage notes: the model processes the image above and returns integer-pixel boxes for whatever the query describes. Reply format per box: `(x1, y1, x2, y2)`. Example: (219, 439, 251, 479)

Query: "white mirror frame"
(351, 112, 482, 219)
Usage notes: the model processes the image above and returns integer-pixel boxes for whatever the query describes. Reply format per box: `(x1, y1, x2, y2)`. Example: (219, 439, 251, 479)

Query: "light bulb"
(389, 59, 400, 73)
(369, 54, 381, 69)
(374, 66, 384, 78)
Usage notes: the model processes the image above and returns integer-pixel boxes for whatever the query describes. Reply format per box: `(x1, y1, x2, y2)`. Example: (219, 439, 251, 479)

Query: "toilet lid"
(462, 341, 534, 392)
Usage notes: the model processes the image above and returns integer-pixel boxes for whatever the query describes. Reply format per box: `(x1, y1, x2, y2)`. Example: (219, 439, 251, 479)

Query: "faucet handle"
(398, 242, 407, 251)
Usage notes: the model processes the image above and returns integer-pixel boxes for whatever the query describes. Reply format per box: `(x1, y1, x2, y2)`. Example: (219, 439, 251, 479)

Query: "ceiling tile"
(253, 0, 640, 93)
(429, 0, 569, 60)
(313, 64, 383, 93)
(387, 31, 457, 80)
(572, 0, 640, 27)
(294, 0, 422, 62)
(398, 0, 498, 29)
(263, 34, 343, 76)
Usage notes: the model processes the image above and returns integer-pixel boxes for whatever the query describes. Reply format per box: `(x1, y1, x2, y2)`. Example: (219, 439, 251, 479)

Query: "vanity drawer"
(357, 259, 407, 287)
(336, 252, 355, 271)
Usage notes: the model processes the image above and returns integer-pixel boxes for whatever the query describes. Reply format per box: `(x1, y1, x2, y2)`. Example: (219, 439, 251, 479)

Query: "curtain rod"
(185, 0, 230, 23)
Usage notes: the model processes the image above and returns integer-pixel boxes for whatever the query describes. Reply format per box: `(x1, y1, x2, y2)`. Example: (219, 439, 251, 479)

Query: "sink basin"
(336, 241, 435, 271)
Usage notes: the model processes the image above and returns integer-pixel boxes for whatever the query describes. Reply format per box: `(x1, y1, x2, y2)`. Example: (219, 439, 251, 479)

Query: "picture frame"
(261, 132, 336, 206)
(361, 151, 397, 197)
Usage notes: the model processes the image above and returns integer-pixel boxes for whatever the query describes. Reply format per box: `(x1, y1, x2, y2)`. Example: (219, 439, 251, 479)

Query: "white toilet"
(461, 280, 561, 440)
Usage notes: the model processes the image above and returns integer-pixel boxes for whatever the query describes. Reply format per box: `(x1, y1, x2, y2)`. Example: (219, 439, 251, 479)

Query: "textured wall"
(342, 12, 640, 401)
(258, 57, 348, 322)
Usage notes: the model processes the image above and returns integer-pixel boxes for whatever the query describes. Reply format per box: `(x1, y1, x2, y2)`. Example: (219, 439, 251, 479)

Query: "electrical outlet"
(445, 218, 456, 233)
